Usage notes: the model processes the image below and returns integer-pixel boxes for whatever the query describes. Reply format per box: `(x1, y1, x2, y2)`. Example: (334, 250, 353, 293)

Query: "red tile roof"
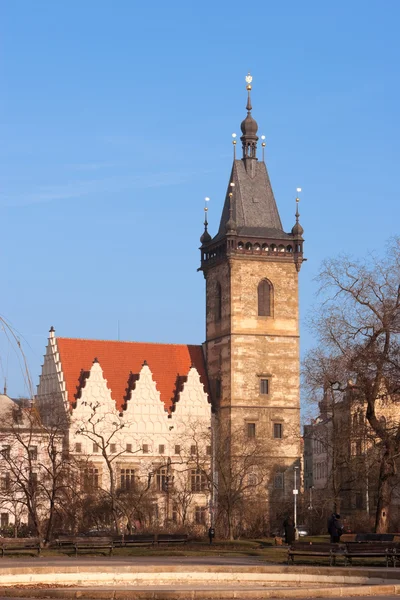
(56, 337, 209, 413)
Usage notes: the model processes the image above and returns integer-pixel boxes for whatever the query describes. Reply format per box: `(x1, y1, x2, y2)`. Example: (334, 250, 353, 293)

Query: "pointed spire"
(225, 183, 237, 234)
(200, 197, 212, 245)
(240, 73, 258, 161)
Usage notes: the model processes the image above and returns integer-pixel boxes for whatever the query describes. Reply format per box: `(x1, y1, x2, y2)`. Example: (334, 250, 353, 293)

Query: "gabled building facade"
(36, 330, 212, 528)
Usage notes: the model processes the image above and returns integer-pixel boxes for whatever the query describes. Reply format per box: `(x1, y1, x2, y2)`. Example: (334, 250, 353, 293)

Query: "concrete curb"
(1, 564, 400, 598)
(0, 585, 400, 599)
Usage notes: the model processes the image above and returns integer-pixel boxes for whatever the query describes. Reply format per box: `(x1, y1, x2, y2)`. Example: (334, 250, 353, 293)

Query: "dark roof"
(215, 160, 287, 241)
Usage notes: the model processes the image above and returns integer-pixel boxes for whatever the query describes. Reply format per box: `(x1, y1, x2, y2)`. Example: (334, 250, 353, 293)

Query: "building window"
(206, 445, 212, 456)
(273, 423, 283, 439)
(142, 444, 149, 454)
(29, 472, 38, 491)
(248, 473, 257, 486)
(126, 443, 132, 453)
(120, 468, 135, 491)
(190, 445, 197, 455)
(83, 467, 100, 491)
(110, 444, 116, 454)
(174, 445, 181, 455)
(0, 513, 9, 528)
(190, 469, 207, 492)
(75, 443, 82, 453)
(215, 378, 221, 400)
(258, 279, 272, 317)
(93, 443, 99, 453)
(260, 378, 269, 395)
(1, 446, 10, 460)
(172, 503, 178, 524)
(1, 473, 10, 491)
(195, 506, 207, 525)
(215, 282, 222, 322)
(159, 445, 165, 455)
(156, 467, 168, 492)
(247, 422, 256, 439)
(28, 446, 38, 461)
(12, 406, 23, 424)
(274, 473, 284, 489)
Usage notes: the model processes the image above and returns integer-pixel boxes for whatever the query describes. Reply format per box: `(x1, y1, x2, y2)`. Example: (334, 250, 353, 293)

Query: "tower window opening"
(247, 422, 256, 439)
(245, 242, 252, 251)
(260, 378, 269, 395)
(258, 279, 272, 317)
(215, 282, 222, 321)
(238, 241, 244, 250)
(273, 422, 283, 439)
(262, 244, 269, 252)
(215, 378, 221, 400)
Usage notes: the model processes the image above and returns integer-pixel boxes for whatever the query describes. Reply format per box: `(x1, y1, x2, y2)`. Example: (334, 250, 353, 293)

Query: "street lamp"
(308, 485, 314, 511)
(293, 466, 299, 536)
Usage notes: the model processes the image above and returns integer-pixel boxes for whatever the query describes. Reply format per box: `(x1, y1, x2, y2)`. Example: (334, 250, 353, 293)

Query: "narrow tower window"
(258, 279, 272, 317)
(215, 282, 222, 321)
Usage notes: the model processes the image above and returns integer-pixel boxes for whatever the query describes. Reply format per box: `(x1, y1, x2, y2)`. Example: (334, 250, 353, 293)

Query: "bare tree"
(304, 237, 400, 532)
(0, 401, 72, 543)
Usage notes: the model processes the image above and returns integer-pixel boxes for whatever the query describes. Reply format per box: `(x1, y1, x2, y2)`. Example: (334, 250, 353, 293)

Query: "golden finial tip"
(245, 72, 253, 91)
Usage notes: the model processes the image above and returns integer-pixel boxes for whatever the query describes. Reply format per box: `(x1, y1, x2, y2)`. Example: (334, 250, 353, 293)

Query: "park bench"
(355, 533, 394, 542)
(155, 533, 189, 545)
(344, 541, 395, 567)
(113, 534, 155, 547)
(55, 536, 113, 556)
(288, 542, 343, 566)
(0, 537, 41, 557)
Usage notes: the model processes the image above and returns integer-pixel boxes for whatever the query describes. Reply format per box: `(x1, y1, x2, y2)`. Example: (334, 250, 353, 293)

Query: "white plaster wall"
(35, 330, 68, 424)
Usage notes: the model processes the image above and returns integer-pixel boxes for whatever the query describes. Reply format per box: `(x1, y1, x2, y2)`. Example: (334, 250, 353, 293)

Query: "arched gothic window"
(258, 279, 272, 317)
(215, 282, 222, 321)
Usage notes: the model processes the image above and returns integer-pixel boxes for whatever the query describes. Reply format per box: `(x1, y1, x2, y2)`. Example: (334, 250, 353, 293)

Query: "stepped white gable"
(125, 363, 170, 437)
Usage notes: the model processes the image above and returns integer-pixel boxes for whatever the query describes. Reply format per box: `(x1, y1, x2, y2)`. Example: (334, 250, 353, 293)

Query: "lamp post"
(293, 466, 299, 537)
(309, 485, 314, 510)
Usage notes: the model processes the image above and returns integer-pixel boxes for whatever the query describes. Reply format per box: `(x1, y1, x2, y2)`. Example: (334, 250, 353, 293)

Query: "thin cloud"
(1, 169, 214, 208)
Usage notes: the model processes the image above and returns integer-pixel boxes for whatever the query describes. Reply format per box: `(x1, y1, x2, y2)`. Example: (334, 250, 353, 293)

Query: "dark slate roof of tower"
(215, 159, 291, 241)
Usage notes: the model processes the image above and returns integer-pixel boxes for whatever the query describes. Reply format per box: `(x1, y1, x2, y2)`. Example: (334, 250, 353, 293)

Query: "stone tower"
(199, 76, 305, 526)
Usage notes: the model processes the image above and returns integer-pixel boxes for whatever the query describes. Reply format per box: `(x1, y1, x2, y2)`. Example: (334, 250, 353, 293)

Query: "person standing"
(328, 513, 343, 543)
(283, 516, 295, 545)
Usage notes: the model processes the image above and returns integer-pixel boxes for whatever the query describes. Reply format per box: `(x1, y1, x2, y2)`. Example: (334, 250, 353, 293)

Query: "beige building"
(199, 76, 304, 528)
(304, 386, 400, 528)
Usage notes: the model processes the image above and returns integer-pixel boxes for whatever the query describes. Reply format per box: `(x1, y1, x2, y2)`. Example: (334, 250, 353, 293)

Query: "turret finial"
(241, 73, 258, 161)
(200, 197, 212, 245)
(291, 188, 304, 239)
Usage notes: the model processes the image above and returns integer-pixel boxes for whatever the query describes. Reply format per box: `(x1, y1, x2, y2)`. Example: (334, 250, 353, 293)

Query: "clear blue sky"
(1, 1, 400, 397)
